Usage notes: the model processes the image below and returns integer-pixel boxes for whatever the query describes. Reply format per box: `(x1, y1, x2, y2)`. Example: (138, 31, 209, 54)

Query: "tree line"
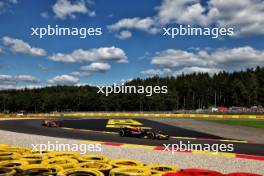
(0, 67, 263, 112)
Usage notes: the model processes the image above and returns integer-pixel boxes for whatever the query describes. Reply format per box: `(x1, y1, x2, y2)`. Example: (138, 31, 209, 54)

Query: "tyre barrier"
(19, 164, 63, 175)
(77, 154, 110, 163)
(144, 165, 179, 174)
(110, 167, 152, 176)
(0, 160, 28, 170)
(20, 153, 48, 164)
(41, 157, 79, 169)
(77, 161, 112, 175)
(109, 159, 144, 168)
(0, 168, 16, 176)
(0, 152, 20, 162)
(0, 144, 262, 176)
(48, 152, 81, 159)
(57, 168, 104, 176)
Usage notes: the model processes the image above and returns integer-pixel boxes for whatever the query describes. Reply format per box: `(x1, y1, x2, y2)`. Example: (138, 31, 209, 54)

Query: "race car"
(119, 126, 169, 140)
(41, 120, 59, 127)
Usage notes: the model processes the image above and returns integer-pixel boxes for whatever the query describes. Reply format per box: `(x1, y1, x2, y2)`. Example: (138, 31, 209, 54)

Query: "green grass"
(203, 119, 264, 129)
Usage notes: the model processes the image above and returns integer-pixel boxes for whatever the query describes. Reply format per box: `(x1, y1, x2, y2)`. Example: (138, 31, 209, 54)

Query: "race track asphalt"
(0, 118, 263, 156)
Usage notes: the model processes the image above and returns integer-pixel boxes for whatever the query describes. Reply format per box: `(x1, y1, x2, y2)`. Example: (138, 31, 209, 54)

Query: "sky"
(0, 0, 263, 89)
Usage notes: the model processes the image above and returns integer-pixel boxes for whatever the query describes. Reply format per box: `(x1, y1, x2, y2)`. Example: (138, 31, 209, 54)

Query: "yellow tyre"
(110, 167, 152, 176)
(41, 157, 79, 169)
(110, 159, 144, 168)
(4, 146, 30, 154)
(0, 168, 16, 176)
(28, 150, 51, 155)
(77, 154, 109, 163)
(20, 164, 62, 176)
(48, 151, 81, 158)
(0, 144, 9, 149)
(77, 161, 112, 174)
(20, 153, 48, 164)
(0, 152, 21, 161)
(57, 168, 104, 176)
(0, 160, 28, 169)
(144, 165, 180, 174)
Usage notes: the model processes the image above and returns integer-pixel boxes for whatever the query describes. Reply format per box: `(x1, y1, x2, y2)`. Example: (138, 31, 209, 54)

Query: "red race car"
(42, 120, 59, 127)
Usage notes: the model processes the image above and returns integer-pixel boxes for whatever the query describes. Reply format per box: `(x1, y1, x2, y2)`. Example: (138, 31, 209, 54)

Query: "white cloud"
(13, 75, 39, 83)
(48, 75, 79, 85)
(120, 78, 133, 84)
(49, 47, 127, 63)
(0, 0, 17, 14)
(206, 0, 264, 36)
(0, 74, 39, 90)
(115, 30, 132, 40)
(152, 49, 207, 67)
(40, 12, 49, 19)
(108, 17, 159, 38)
(70, 62, 111, 78)
(108, 17, 157, 32)
(8, 0, 17, 4)
(173, 67, 222, 76)
(52, 0, 95, 19)
(151, 46, 264, 69)
(141, 68, 173, 76)
(157, 0, 209, 26)
(80, 62, 111, 72)
(2, 36, 47, 56)
(141, 67, 221, 77)
(109, 0, 264, 37)
(70, 71, 91, 77)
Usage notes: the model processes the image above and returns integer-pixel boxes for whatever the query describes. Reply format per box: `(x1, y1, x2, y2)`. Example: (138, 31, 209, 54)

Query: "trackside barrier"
(0, 113, 263, 119)
(0, 144, 262, 176)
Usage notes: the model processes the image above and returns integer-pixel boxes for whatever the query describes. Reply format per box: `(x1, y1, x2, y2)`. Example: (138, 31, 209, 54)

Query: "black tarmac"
(0, 118, 263, 156)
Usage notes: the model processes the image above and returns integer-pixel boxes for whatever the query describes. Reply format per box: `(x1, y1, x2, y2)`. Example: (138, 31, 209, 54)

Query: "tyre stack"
(0, 144, 261, 176)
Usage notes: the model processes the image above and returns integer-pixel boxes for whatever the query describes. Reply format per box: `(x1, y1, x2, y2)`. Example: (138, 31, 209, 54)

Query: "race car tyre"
(147, 132, 155, 139)
(41, 157, 79, 169)
(0, 168, 16, 176)
(77, 154, 110, 163)
(110, 159, 144, 168)
(110, 166, 152, 176)
(76, 161, 113, 175)
(119, 129, 126, 137)
(144, 164, 180, 174)
(20, 164, 63, 176)
(57, 168, 104, 176)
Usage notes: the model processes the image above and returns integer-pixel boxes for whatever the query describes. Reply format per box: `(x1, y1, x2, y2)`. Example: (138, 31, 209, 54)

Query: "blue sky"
(0, 0, 263, 89)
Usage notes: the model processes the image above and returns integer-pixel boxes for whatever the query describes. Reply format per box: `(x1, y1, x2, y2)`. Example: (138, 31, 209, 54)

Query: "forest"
(0, 67, 263, 112)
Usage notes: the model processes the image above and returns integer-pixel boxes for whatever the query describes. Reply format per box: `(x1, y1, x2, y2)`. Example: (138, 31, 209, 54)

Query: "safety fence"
(0, 144, 261, 176)
(0, 113, 263, 119)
